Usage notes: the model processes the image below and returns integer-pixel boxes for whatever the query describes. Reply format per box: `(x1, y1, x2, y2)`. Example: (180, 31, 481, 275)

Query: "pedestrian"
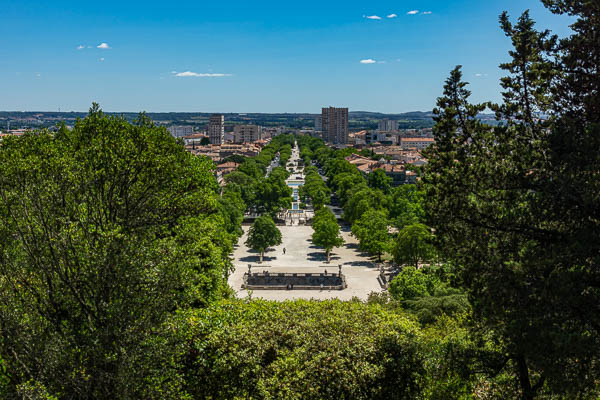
(283, 247, 286, 255)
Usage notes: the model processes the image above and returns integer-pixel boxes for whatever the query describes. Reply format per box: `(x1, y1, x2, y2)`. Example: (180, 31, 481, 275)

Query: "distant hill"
(0, 110, 497, 131)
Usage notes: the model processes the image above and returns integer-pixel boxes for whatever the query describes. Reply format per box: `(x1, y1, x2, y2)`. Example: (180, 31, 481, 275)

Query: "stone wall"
(242, 271, 347, 290)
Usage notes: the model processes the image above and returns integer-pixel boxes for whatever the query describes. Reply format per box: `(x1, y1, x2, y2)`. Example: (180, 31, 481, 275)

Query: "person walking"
(283, 247, 286, 255)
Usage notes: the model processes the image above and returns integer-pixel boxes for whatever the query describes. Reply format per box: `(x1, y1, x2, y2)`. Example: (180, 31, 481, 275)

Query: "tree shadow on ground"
(307, 252, 341, 262)
(239, 254, 277, 263)
(340, 225, 352, 233)
(343, 260, 376, 268)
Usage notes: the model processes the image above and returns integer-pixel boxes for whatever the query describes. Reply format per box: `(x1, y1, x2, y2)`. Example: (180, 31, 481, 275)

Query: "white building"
(168, 125, 193, 138)
(208, 114, 224, 145)
(314, 115, 322, 132)
(378, 119, 399, 132)
(400, 137, 435, 150)
(366, 131, 397, 144)
(234, 124, 263, 143)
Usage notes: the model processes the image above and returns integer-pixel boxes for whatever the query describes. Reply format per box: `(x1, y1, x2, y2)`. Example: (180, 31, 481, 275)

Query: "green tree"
(311, 207, 344, 262)
(541, 0, 600, 125)
(218, 190, 246, 237)
(176, 299, 426, 400)
(330, 172, 365, 205)
(253, 174, 293, 217)
(238, 158, 265, 180)
(392, 224, 436, 268)
(0, 105, 231, 399)
(200, 136, 210, 145)
(388, 267, 439, 302)
(224, 170, 257, 206)
(367, 168, 392, 194)
(221, 154, 246, 164)
(302, 170, 331, 210)
(424, 5, 600, 396)
(245, 215, 282, 262)
(388, 185, 425, 229)
(343, 186, 388, 224)
(351, 209, 389, 262)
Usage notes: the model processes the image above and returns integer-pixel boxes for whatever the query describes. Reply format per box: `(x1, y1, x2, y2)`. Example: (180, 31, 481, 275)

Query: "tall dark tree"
(424, 6, 600, 397)
(541, 0, 600, 125)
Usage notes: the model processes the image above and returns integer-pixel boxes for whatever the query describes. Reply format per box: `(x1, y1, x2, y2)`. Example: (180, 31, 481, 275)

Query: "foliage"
(253, 172, 293, 217)
(330, 172, 365, 205)
(423, 4, 600, 397)
(218, 190, 246, 237)
(324, 158, 359, 181)
(237, 158, 265, 180)
(367, 168, 392, 194)
(301, 167, 331, 209)
(388, 185, 426, 229)
(221, 154, 246, 164)
(351, 209, 389, 261)
(175, 299, 427, 400)
(0, 105, 232, 399)
(392, 224, 436, 268)
(245, 215, 282, 262)
(311, 207, 344, 262)
(389, 267, 440, 302)
(343, 186, 388, 224)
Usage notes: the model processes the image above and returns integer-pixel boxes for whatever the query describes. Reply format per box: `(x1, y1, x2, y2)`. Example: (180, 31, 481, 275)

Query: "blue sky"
(0, 0, 574, 113)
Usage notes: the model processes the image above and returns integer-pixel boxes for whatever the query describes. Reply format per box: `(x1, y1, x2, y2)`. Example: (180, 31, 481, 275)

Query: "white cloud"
(407, 10, 419, 15)
(172, 71, 231, 77)
(97, 42, 111, 49)
(422, 11, 432, 15)
(35, 73, 41, 77)
(360, 59, 377, 64)
(387, 13, 397, 18)
(76, 45, 85, 50)
(365, 15, 382, 20)
(475, 73, 488, 77)
(100, 58, 105, 62)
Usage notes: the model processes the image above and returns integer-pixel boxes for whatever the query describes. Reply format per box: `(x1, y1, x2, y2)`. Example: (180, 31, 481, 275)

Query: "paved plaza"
(228, 224, 384, 301)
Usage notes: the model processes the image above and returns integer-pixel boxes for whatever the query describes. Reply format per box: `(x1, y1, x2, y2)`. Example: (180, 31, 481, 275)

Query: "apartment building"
(233, 124, 263, 143)
(208, 114, 224, 145)
(377, 119, 399, 132)
(321, 107, 348, 145)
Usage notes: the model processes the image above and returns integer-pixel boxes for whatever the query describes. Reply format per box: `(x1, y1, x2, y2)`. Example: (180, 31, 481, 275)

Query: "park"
(228, 140, 385, 300)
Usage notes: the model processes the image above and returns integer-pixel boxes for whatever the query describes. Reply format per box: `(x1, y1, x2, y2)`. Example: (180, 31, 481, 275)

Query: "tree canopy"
(0, 105, 233, 399)
(311, 207, 344, 262)
(392, 224, 436, 269)
(423, 4, 600, 397)
(351, 209, 390, 262)
(245, 215, 282, 262)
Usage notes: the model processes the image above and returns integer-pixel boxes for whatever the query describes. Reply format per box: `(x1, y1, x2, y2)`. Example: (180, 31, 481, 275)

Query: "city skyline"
(2, 0, 574, 113)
